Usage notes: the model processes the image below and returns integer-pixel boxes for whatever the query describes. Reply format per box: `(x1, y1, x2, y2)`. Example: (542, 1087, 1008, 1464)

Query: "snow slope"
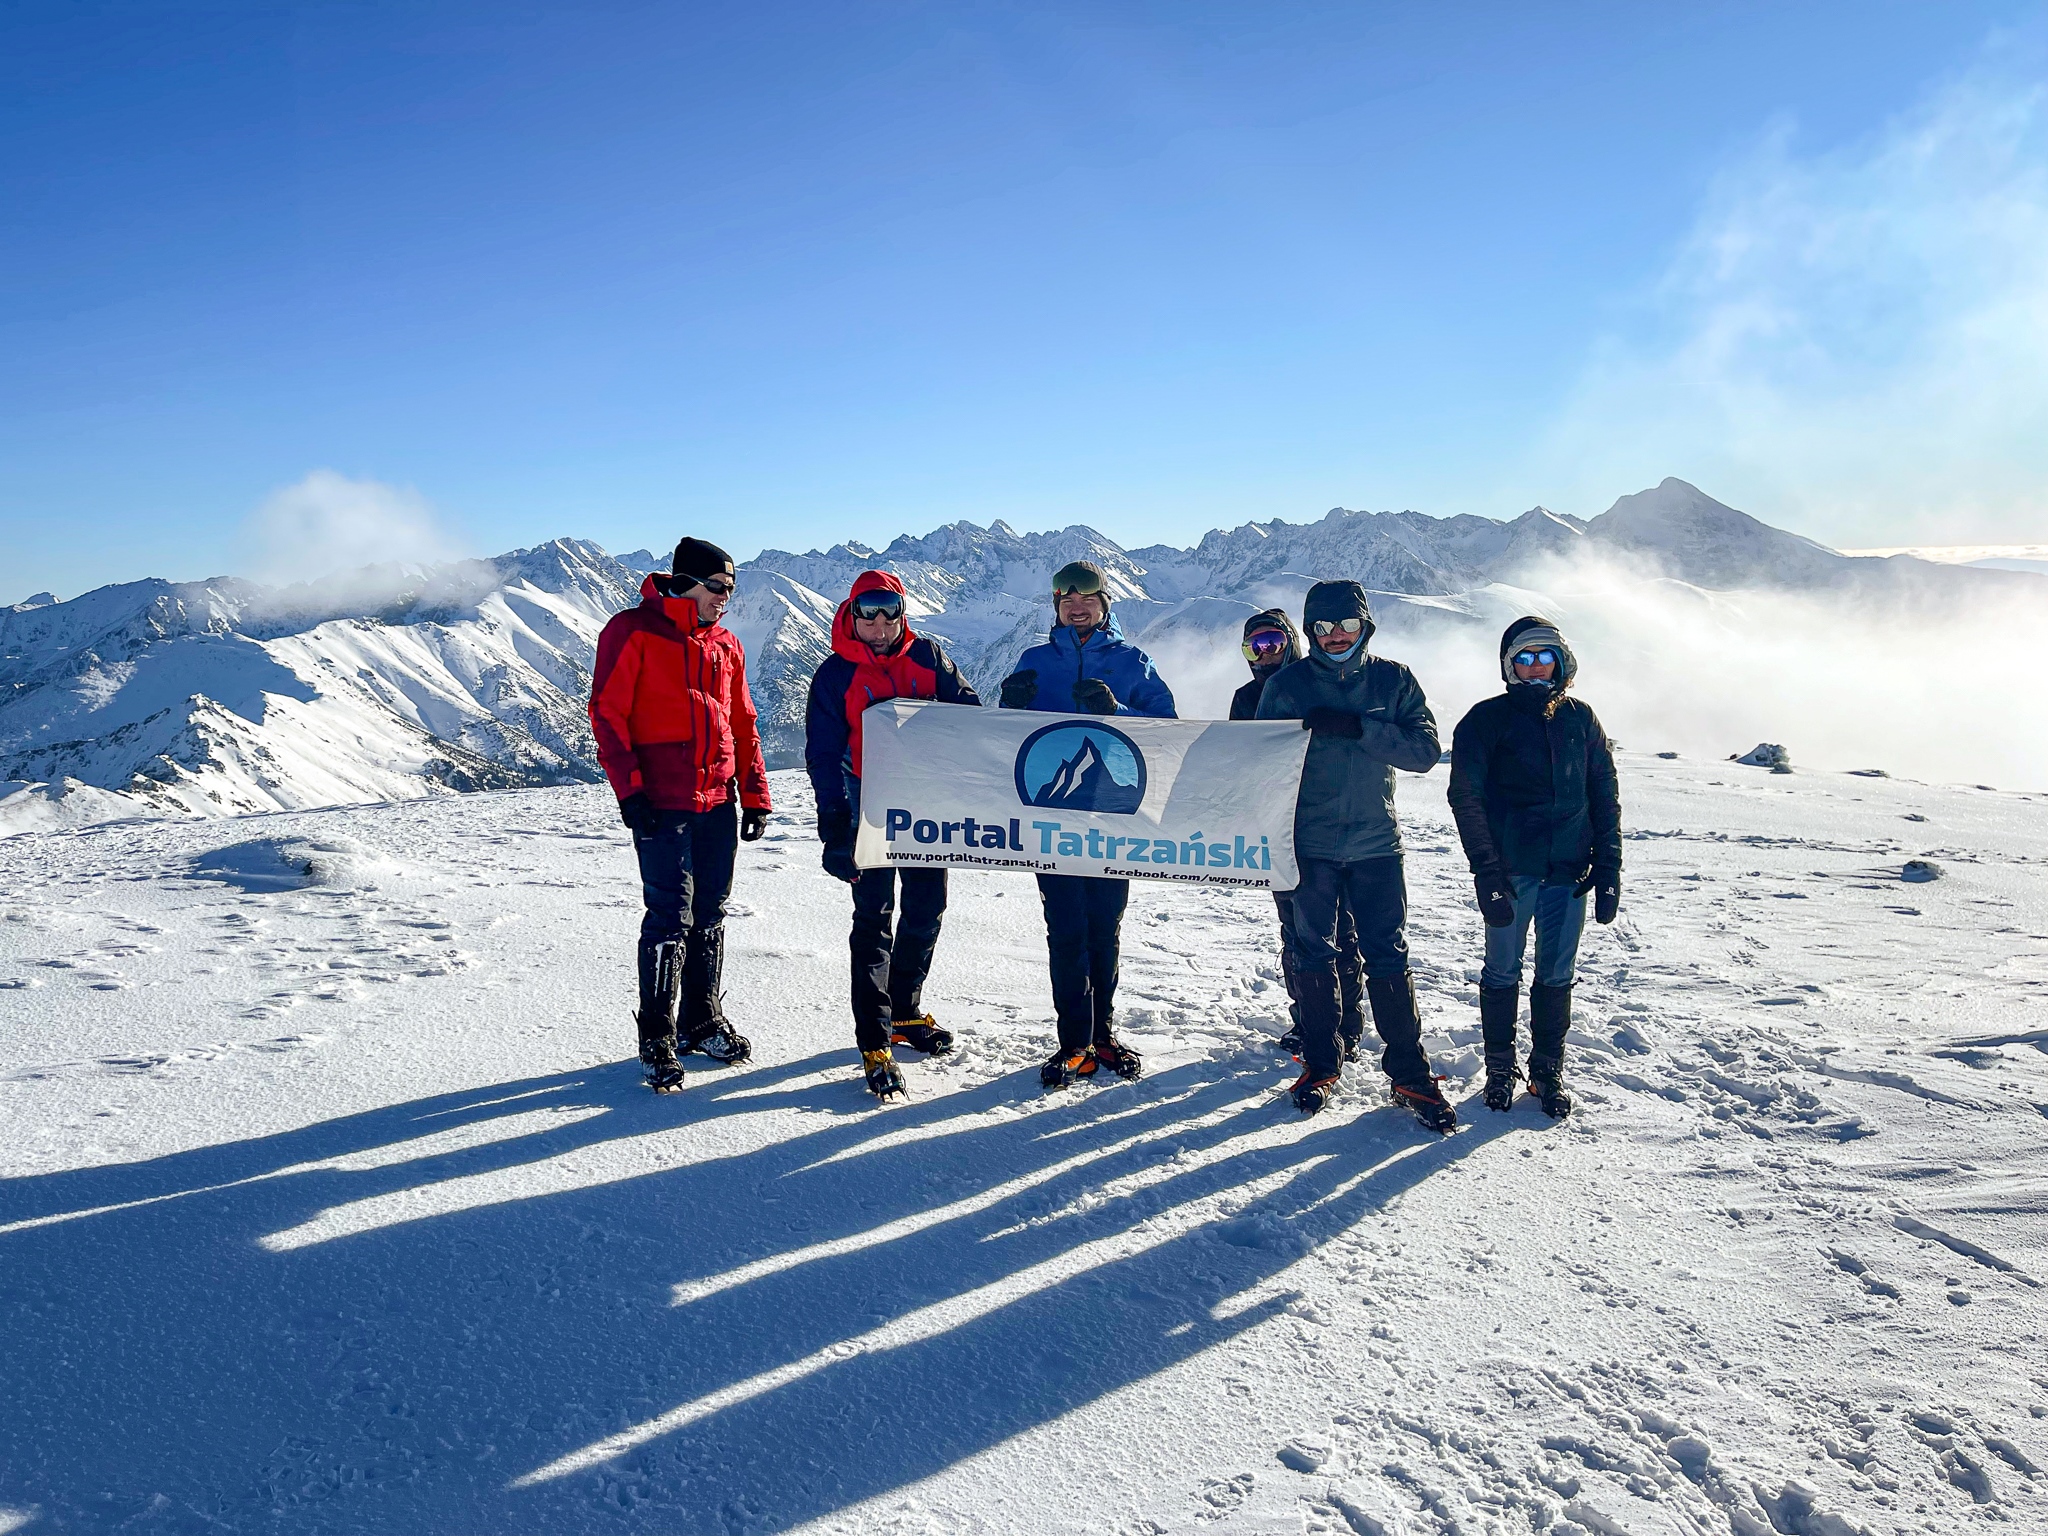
(3, 757, 2045, 1534)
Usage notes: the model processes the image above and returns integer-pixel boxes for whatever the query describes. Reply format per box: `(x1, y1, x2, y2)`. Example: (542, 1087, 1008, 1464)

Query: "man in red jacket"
(589, 537, 771, 1091)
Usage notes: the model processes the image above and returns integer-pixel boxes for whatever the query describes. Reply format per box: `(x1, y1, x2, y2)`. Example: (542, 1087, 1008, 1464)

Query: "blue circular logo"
(1014, 721, 1147, 814)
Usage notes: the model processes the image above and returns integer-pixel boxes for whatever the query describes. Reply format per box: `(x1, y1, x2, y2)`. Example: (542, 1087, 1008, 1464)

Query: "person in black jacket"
(805, 571, 981, 1099)
(1446, 616, 1621, 1119)
(1230, 610, 1363, 1062)
(1256, 581, 1453, 1131)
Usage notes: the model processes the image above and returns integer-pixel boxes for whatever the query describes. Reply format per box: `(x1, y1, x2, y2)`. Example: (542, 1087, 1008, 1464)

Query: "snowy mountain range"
(4, 478, 2038, 833)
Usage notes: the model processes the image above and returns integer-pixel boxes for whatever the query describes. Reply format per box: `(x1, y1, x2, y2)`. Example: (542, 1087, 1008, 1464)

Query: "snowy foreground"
(3, 757, 2045, 1536)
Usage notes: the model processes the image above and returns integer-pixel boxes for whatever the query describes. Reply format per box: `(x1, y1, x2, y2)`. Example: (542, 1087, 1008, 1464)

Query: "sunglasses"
(850, 591, 905, 621)
(1310, 617, 1364, 637)
(691, 576, 734, 596)
(1241, 629, 1290, 663)
(1512, 648, 1558, 668)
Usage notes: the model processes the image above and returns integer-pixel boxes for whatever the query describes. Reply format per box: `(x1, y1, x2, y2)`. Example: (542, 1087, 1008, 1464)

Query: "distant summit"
(4, 485, 2034, 834)
(1584, 478, 1842, 588)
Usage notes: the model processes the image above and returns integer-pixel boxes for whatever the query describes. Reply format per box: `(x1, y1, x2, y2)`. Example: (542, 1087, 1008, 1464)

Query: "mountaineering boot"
(1364, 972, 1432, 1088)
(1293, 968, 1347, 1084)
(639, 1036, 685, 1093)
(636, 940, 685, 1091)
(1277, 1024, 1304, 1059)
(889, 1014, 955, 1057)
(1479, 984, 1522, 1112)
(861, 1047, 906, 1100)
(682, 926, 751, 1064)
(1527, 982, 1574, 1119)
(1040, 1044, 1098, 1090)
(1391, 1076, 1458, 1133)
(1093, 1035, 1143, 1081)
(1367, 972, 1456, 1131)
(1290, 1069, 1340, 1115)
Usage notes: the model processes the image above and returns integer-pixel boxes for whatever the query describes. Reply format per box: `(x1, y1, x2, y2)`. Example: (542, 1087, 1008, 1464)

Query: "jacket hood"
(1303, 580, 1377, 646)
(832, 569, 915, 663)
(1499, 614, 1577, 690)
(1242, 608, 1304, 674)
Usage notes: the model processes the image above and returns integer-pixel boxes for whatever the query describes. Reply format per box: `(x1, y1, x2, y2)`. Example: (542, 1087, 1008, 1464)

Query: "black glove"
(1593, 870, 1621, 925)
(999, 669, 1038, 709)
(817, 805, 860, 884)
(1300, 706, 1363, 739)
(1572, 867, 1596, 898)
(618, 792, 659, 837)
(740, 807, 769, 842)
(1474, 871, 1517, 928)
(1071, 678, 1119, 715)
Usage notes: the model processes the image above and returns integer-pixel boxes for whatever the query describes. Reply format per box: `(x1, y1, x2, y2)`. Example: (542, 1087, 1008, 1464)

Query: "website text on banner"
(854, 700, 1312, 890)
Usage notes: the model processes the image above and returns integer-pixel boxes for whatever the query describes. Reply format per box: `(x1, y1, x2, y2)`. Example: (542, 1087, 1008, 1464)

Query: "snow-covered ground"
(3, 757, 2045, 1535)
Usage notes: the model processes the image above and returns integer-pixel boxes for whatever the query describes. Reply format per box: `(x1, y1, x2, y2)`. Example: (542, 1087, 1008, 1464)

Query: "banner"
(854, 701, 1311, 890)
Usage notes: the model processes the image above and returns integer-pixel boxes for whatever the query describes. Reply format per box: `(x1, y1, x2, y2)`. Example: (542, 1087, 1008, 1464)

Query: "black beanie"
(672, 537, 736, 587)
(1302, 580, 1375, 643)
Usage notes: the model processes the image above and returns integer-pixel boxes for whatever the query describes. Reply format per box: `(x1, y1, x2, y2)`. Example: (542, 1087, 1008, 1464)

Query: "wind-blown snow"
(3, 757, 2044, 1533)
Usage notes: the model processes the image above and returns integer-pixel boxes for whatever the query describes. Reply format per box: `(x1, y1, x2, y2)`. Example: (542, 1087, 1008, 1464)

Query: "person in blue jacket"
(998, 559, 1176, 1088)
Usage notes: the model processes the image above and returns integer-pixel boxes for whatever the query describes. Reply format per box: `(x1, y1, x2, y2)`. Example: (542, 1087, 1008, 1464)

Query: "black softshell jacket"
(1228, 671, 1274, 721)
(1447, 690, 1621, 883)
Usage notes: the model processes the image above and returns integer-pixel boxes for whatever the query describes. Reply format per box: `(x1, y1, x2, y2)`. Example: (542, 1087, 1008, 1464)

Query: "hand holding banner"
(854, 700, 1311, 890)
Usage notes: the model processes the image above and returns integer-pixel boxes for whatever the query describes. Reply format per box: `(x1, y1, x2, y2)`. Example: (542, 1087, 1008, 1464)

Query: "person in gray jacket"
(1256, 579, 1456, 1131)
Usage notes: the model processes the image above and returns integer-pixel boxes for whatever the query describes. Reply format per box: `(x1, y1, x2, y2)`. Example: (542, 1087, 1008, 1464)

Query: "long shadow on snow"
(0, 1051, 1493, 1533)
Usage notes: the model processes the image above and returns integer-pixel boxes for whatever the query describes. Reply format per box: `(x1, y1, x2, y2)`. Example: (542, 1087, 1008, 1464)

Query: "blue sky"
(4, 1, 2045, 598)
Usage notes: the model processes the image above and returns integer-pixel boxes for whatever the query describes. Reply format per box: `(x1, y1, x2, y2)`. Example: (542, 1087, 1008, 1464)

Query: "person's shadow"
(0, 1048, 1502, 1532)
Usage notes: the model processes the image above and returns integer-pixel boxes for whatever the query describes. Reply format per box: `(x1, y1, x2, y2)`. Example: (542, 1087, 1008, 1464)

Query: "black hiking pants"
(633, 798, 738, 1021)
(1287, 854, 1421, 1080)
(1035, 873, 1129, 1052)
(1273, 887, 1362, 1042)
(850, 867, 949, 1051)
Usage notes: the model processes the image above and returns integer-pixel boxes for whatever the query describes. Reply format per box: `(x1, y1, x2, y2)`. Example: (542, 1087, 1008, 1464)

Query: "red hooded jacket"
(588, 573, 771, 813)
(802, 570, 979, 812)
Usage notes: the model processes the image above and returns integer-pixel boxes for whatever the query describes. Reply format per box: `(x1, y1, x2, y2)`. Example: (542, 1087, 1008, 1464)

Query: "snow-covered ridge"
(3, 480, 2038, 834)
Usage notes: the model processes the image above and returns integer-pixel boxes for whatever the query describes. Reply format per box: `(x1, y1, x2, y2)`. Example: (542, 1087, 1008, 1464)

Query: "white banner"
(854, 700, 1311, 890)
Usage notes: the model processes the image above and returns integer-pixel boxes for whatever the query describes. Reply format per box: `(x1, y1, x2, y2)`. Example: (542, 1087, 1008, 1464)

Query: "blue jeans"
(1482, 875, 1586, 989)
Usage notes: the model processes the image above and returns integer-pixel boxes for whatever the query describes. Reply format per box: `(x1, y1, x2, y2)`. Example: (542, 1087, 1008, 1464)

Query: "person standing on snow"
(1447, 617, 1621, 1119)
(805, 571, 982, 1100)
(1229, 609, 1363, 1065)
(589, 537, 770, 1092)
(998, 559, 1176, 1090)
(1255, 580, 1454, 1130)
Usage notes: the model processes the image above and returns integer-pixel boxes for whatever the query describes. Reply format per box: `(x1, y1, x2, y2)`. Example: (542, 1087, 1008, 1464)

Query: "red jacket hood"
(831, 570, 916, 663)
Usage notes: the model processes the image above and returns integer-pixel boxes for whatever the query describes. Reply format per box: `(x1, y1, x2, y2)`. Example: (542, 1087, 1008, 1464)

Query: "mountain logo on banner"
(1014, 722, 1147, 814)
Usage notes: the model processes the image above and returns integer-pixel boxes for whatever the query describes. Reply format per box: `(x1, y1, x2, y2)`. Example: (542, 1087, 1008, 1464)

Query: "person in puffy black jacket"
(1447, 615, 1621, 1119)
(1229, 610, 1363, 1061)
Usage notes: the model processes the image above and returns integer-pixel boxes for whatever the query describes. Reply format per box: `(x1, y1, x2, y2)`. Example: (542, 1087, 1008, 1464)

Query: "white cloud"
(1539, 51, 2048, 544)
(242, 470, 463, 586)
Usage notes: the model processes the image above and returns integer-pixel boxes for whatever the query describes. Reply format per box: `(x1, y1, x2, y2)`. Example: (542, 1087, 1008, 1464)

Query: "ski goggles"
(1241, 628, 1291, 663)
(1309, 617, 1364, 637)
(1510, 648, 1559, 668)
(849, 590, 906, 621)
(1050, 562, 1107, 598)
